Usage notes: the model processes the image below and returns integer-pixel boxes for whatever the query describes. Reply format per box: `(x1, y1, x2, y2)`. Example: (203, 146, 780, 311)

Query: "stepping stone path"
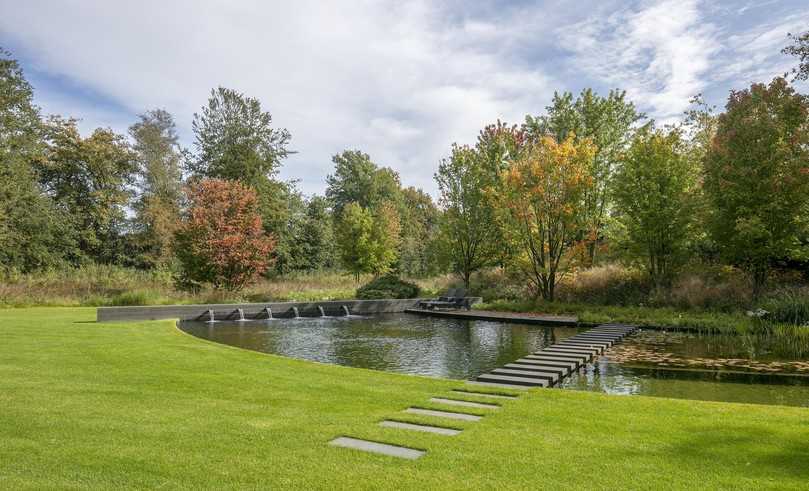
(476, 324, 637, 388)
(329, 323, 637, 460)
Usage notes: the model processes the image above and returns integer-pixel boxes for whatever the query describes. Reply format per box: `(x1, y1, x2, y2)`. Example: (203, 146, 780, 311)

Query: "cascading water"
(341, 305, 350, 317)
(292, 307, 300, 318)
(318, 306, 326, 317)
(260, 307, 273, 320)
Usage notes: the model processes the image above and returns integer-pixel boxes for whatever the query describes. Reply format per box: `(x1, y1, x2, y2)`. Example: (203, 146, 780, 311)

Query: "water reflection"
(179, 313, 579, 380)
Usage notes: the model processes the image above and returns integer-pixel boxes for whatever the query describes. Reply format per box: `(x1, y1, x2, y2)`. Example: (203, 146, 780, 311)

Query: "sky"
(1, 0, 807, 197)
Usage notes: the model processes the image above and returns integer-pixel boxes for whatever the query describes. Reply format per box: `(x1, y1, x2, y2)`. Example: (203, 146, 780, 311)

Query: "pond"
(179, 313, 581, 380)
(179, 314, 809, 408)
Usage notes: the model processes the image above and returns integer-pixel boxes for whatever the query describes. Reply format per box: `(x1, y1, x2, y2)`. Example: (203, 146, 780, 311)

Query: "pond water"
(179, 314, 809, 408)
(179, 313, 580, 380)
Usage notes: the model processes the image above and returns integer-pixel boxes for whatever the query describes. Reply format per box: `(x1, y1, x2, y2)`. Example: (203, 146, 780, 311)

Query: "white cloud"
(0, 0, 557, 196)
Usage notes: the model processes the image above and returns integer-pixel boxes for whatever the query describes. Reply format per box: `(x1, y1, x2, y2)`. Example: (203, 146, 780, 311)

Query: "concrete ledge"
(405, 308, 578, 326)
(97, 298, 480, 322)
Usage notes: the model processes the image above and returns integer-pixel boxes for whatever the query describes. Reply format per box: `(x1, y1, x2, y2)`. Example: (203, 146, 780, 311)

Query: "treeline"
(0, 48, 439, 289)
(2, 32, 808, 300)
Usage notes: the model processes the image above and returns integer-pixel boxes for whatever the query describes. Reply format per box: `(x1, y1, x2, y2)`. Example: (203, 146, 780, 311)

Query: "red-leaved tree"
(175, 179, 275, 291)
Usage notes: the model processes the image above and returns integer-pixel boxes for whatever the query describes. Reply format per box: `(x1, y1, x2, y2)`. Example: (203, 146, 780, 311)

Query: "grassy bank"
(0, 266, 451, 307)
(1, 307, 808, 489)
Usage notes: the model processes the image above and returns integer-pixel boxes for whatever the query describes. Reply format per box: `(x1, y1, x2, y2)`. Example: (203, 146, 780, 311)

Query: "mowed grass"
(1, 308, 808, 490)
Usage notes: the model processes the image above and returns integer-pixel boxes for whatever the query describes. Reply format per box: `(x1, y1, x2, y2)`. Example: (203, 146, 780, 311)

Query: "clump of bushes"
(356, 274, 420, 299)
(762, 288, 809, 326)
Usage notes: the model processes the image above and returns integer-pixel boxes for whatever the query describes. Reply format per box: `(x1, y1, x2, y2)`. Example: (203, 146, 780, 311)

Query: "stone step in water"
(555, 342, 606, 353)
(518, 356, 578, 368)
(477, 373, 550, 387)
(538, 349, 592, 361)
(560, 338, 612, 347)
(504, 363, 568, 376)
(429, 397, 500, 410)
(524, 354, 582, 367)
(404, 407, 482, 421)
(329, 437, 425, 460)
(548, 345, 601, 355)
(451, 389, 518, 400)
(491, 368, 559, 382)
(379, 420, 461, 436)
(540, 346, 595, 356)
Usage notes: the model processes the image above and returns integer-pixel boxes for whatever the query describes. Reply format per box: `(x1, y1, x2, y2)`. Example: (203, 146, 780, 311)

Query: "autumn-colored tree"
(335, 201, 400, 281)
(704, 78, 809, 297)
(495, 135, 595, 301)
(613, 124, 698, 287)
(175, 179, 275, 291)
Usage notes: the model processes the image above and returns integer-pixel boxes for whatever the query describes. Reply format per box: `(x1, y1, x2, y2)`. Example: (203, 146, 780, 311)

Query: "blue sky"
(1, 0, 807, 196)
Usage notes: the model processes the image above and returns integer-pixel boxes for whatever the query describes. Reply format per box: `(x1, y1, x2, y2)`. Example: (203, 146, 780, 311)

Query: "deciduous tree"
(613, 124, 698, 287)
(174, 179, 275, 291)
(704, 78, 809, 296)
(495, 135, 595, 301)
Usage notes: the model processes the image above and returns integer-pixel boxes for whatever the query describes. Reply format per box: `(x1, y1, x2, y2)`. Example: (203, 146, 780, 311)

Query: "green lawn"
(2, 308, 808, 490)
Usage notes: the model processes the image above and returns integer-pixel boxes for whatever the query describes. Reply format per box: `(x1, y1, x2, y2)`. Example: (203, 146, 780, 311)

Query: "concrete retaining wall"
(97, 298, 481, 322)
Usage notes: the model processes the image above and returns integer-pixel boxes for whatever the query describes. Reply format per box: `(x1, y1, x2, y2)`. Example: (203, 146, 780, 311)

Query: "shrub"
(762, 289, 809, 325)
(356, 274, 420, 299)
(557, 264, 650, 306)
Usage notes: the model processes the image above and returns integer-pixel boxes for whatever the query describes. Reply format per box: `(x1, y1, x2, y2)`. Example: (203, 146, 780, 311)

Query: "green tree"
(704, 78, 809, 296)
(783, 31, 809, 82)
(613, 124, 698, 287)
(299, 195, 336, 271)
(525, 89, 640, 264)
(335, 201, 400, 280)
(129, 109, 183, 268)
(435, 144, 501, 288)
(399, 186, 440, 277)
(0, 48, 74, 272)
(36, 117, 137, 264)
(325, 150, 402, 215)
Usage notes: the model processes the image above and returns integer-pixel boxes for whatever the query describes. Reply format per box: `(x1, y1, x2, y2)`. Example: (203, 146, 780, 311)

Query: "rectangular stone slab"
(548, 345, 600, 354)
(516, 357, 578, 370)
(379, 420, 461, 436)
(476, 373, 549, 387)
(504, 363, 568, 376)
(429, 397, 499, 409)
(329, 437, 425, 459)
(539, 349, 592, 361)
(555, 342, 606, 352)
(560, 339, 612, 347)
(491, 368, 559, 382)
(404, 407, 482, 421)
(524, 354, 582, 367)
(465, 381, 530, 390)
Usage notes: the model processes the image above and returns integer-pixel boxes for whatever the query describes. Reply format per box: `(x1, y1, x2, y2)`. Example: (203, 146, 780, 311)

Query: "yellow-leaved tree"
(494, 135, 595, 301)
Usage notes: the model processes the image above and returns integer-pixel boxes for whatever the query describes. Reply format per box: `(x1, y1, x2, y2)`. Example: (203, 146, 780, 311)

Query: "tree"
(494, 135, 595, 301)
(335, 201, 400, 280)
(435, 144, 501, 288)
(399, 186, 440, 277)
(129, 109, 183, 268)
(0, 48, 74, 272)
(325, 150, 401, 215)
(525, 89, 640, 264)
(783, 31, 809, 82)
(36, 117, 137, 264)
(298, 195, 337, 271)
(613, 124, 698, 287)
(188, 87, 291, 183)
(175, 179, 275, 291)
(704, 78, 809, 296)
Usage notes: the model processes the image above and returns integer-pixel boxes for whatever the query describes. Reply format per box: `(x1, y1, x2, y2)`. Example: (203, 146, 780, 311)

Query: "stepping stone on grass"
(429, 397, 499, 409)
(329, 437, 425, 460)
(404, 407, 482, 421)
(379, 420, 461, 436)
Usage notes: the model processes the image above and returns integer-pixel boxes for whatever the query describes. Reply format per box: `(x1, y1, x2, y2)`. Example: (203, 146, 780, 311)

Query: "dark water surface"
(179, 313, 580, 380)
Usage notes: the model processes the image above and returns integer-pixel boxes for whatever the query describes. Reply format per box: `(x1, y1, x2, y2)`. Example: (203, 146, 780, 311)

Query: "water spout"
(202, 309, 216, 323)
(236, 308, 247, 322)
(292, 306, 299, 318)
(318, 306, 326, 317)
(259, 307, 273, 320)
(341, 305, 350, 317)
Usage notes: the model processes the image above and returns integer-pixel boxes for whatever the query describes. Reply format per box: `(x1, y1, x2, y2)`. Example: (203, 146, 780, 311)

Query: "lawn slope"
(1, 308, 807, 490)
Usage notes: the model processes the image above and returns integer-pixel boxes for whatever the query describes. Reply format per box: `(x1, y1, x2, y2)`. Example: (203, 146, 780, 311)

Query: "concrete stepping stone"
(451, 390, 518, 400)
(504, 363, 568, 376)
(477, 373, 550, 387)
(329, 437, 425, 460)
(539, 349, 592, 361)
(524, 354, 581, 367)
(560, 338, 612, 347)
(554, 343, 605, 354)
(548, 345, 600, 355)
(379, 420, 461, 436)
(430, 397, 500, 409)
(518, 357, 578, 370)
(404, 407, 482, 421)
(491, 368, 559, 383)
